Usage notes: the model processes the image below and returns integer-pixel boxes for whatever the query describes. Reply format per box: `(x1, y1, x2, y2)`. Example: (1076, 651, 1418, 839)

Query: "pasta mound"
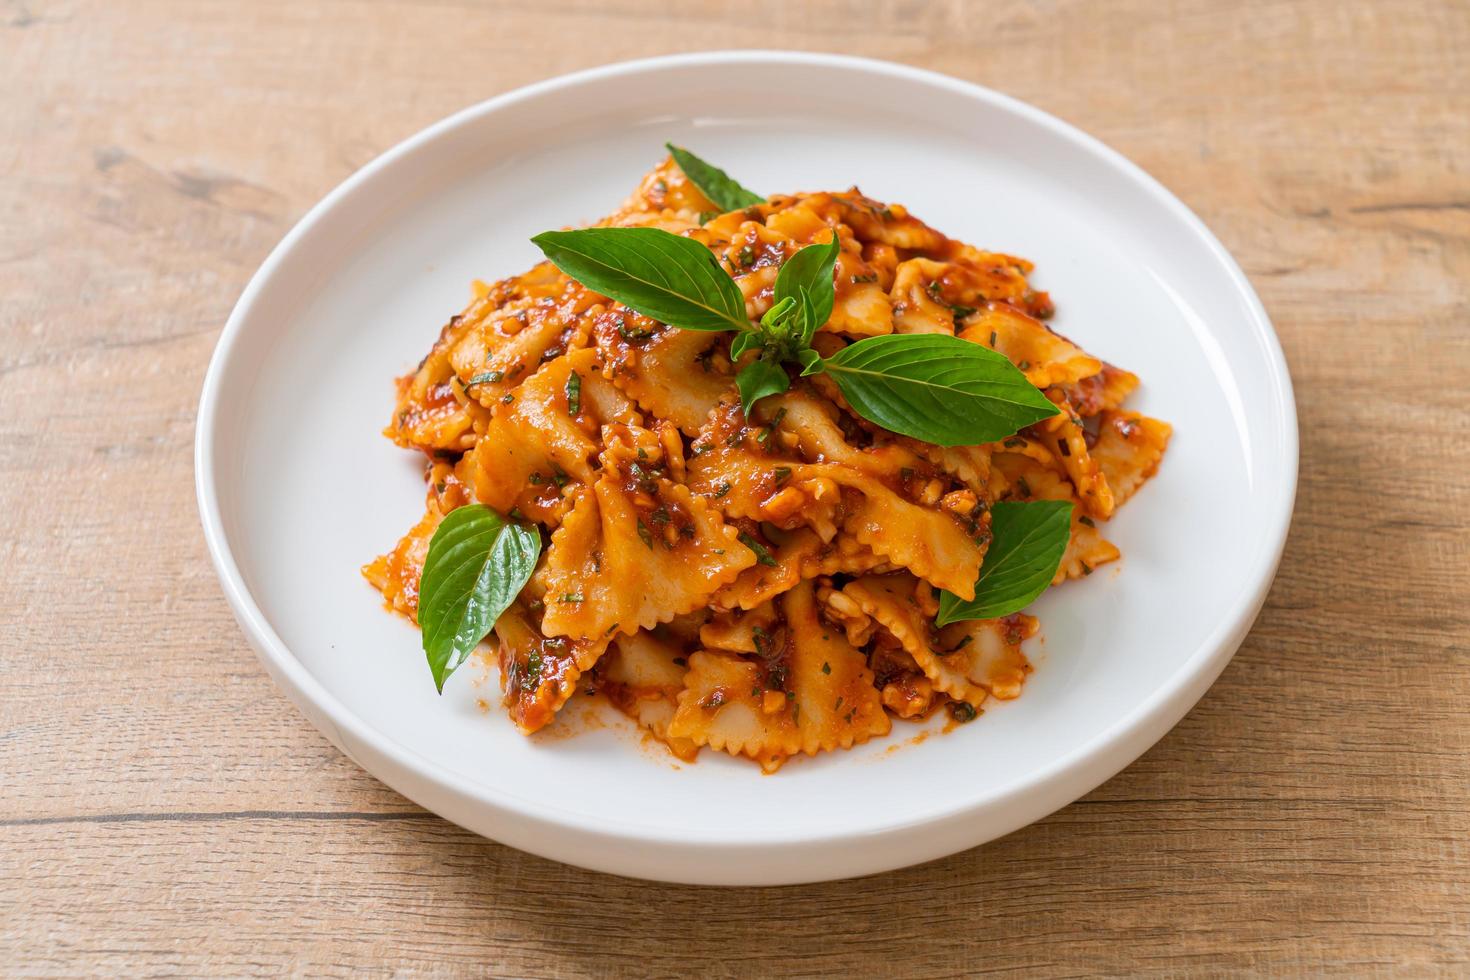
(363, 154, 1171, 771)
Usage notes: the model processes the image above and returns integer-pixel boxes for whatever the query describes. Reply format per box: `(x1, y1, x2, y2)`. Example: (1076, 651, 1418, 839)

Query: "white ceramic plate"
(196, 51, 1296, 886)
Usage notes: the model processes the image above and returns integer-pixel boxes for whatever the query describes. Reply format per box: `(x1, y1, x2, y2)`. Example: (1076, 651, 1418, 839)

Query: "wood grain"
(2, 0, 1467, 974)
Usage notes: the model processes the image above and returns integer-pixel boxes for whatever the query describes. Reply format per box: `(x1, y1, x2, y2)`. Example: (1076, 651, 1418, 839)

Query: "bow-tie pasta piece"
(493, 602, 612, 734)
(958, 304, 1102, 390)
(539, 466, 755, 641)
(595, 314, 735, 436)
(456, 348, 638, 526)
(839, 573, 995, 709)
(601, 630, 700, 762)
(1091, 411, 1173, 509)
(669, 581, 888, 771)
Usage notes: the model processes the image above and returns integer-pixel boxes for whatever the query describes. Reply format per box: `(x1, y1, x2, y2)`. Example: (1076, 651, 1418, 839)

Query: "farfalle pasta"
(364, 152, 1171, 771)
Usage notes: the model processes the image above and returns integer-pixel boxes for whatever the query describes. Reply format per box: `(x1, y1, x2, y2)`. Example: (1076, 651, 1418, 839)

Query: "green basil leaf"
(774, 236, 839, 342)
(817, 334, 1058, 446)
(736, 358, 790, 415)
(798, 296, 817, 345)
(730, 330, 762, 362)
(531, 227, 748, 333)
(665, 143, 763, 212)
(418, 504, 541, 693)
(936, 500, 1073, 624)
(796, 347, 823, 376)
(759, 295, 799, 331)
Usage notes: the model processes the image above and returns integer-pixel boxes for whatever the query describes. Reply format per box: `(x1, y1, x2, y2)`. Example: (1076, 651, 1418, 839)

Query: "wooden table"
(4, 1, 1467, 973)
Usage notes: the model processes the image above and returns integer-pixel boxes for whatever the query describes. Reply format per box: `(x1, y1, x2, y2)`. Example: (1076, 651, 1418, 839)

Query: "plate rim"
(195, 49, 1298, 881)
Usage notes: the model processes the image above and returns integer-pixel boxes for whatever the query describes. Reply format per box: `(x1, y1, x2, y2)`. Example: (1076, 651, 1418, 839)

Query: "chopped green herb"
(738, 245, 755, 268)
(821, 662, 831, 675)
(501, 393, 514, 405)
(467, 370, 504, 386)
(850, 272, 879, 284)
(773, 466, 791, 484)
(949, 701, 977, 723)
(565, 371, 581, 414)
(559, 592, 584, 603)
(714, 482, 732, 498)
(629, 461, 656, 491)
(636, 520, 653, 549)
(756, 406, 787, 443)
(614, 320, 655, 343)
(738, 531, 777, 567)
(528, 473, 543, 485)
(1079, 515, 1096, 527)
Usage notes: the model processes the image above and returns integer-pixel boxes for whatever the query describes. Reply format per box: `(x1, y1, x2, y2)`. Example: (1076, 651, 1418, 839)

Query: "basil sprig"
(417, 504, 540, 692)
(732, 235, 839, 412)
(773, 228, 839, 338)
(936, 500, 1073, 624)
(665, 143, 763, 212)
(531, 221, 1055, 443)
